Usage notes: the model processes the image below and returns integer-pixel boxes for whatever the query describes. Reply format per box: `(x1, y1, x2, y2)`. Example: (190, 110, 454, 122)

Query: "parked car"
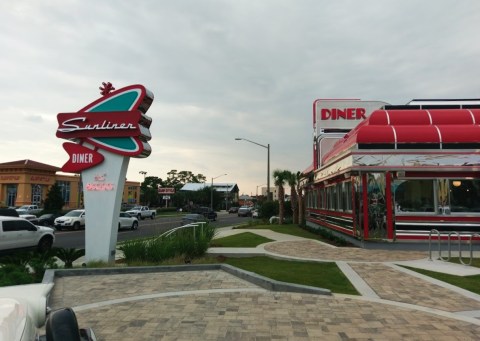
(37, 213, 62, 227)
(0, 208, 20, 217)
(0, 216, 55, 252)
(19, 214, 39, 225)
(118, 212, 139, 230)
(15, 205, 42, 215)
(228, 206, 239, 214)
(0, 283, 97, 341)
(195, 206, 217, 221)
(238, 206, 253, 217)
(252, 209, 259, 218)
(54, 209, 86, 231)
(181, 213, 207, 225)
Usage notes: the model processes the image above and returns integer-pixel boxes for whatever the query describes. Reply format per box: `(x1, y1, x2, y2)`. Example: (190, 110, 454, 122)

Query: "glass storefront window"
(336, 183, 342, 211)
(394, 178, 479, 214)
(449, 179, 480, 213)
(394, 179, 434, 213)
(343, 181, 352, 212)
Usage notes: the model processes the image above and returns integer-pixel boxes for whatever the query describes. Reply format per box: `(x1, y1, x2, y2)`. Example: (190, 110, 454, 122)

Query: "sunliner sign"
(56, 83, 154, 263)
(57, 84, 153, 172)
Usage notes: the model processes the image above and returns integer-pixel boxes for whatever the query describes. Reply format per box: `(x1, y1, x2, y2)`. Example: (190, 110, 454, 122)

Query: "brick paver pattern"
(264, 240, 429, 262)
(45, 238, 480, 340)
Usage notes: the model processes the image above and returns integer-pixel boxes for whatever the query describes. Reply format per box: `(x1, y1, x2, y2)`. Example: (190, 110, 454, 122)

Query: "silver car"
(118, 212, 139, 230)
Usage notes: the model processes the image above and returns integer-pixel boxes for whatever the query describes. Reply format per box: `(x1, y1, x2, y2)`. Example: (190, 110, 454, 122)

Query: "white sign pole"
(82, 146, 129, 264)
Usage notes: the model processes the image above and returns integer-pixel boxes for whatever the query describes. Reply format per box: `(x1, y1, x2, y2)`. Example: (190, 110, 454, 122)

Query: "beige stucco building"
(0, 159, 140, 209)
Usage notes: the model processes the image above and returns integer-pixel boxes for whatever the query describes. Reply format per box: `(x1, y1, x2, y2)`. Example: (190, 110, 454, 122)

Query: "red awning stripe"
(321, 108, 480, 165)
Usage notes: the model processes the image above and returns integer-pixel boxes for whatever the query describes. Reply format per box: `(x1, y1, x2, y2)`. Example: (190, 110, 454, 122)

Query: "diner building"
(0, 159, 140, 209)
(302, 99, 480, 242)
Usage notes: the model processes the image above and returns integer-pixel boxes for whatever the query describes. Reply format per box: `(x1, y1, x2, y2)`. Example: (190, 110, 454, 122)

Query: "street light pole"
(139, 171, 147, 205)
(235, 138, 271, 201)
(256, 184, 266, 197)
(211, 173, 227, 210)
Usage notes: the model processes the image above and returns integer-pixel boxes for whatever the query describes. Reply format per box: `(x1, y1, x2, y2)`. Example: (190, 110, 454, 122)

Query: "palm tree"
(273, 169, 289, 224)
(295, 171, 304, 226)
(286, 171, 299, 224)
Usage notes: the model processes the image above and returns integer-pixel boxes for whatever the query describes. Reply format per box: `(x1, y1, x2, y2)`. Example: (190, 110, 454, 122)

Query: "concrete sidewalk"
(45, 226, 480, 340)
(209, 227, 480, 276)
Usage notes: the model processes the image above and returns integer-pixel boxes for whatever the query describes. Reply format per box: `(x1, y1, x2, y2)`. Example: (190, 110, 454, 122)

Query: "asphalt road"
(53, 211, 249, 249)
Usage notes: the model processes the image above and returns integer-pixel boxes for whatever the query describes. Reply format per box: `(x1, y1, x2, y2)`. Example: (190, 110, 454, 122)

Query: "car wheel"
(38, 236, 53, 252)
(151, 214, 155, 220)
(73, 222, 80, 230)
(45, 307, 82, 341)
(132, 221, 138, 230)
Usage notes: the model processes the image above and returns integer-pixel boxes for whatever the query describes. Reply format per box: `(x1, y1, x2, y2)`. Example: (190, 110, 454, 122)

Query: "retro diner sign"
(56, 82, 154, 263)
(314, 99, 389, 132)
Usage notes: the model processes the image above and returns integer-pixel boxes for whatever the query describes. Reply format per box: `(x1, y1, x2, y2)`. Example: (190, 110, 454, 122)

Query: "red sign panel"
(158, 187, 175, 194)
(61, 143, 105, 173)
(57, 111, 143, 139)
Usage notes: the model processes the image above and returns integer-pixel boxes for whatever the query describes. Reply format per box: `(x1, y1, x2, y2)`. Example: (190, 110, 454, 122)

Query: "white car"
(54, 209, 86, 231)
(0, 283, 53, 341)
(0, 283, 97, 340)
(118, 212, 139, 230)
(0, 216, 55, 252)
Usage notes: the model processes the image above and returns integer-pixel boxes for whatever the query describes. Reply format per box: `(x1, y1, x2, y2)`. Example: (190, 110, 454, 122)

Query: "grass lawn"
(402, 265, 480, 295)
(448, 257, 480, 268)
(211, 232, 274, 247)
(224, 256, 359, 295)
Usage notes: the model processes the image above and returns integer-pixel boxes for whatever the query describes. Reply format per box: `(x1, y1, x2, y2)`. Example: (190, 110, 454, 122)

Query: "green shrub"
(0, 250, 58, 286)
(54, 248, 85, 268)
(156, 207, 178, 214)
(0, 264, 34, 286)
(120, 223, 216, 264)
(302, 225, 350, 246)
(259, 201, 278, 219)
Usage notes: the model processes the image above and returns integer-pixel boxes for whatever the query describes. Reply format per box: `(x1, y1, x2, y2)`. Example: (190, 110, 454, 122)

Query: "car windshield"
(65, 210, 83, 217)
(18, 205, 29, 209)
(130, 206, 142, 210)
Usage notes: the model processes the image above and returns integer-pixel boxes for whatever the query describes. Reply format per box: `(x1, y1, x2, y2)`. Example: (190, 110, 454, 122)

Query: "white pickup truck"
(125, 206, 156, 220)
(16, 205, 42, 215)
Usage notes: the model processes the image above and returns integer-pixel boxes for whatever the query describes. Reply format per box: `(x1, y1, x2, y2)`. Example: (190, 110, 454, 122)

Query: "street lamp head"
(235, 138, 242, 141)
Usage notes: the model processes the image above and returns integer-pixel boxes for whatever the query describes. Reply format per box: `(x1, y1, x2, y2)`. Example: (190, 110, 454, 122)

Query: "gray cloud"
(0, 0, 479, 194)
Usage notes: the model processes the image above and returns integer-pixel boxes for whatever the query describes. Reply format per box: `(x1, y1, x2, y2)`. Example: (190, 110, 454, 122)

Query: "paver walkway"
(45, 228, 480, 340)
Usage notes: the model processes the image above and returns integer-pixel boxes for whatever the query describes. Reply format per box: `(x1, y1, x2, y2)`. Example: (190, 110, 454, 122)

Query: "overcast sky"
(1, 1, 479, 196)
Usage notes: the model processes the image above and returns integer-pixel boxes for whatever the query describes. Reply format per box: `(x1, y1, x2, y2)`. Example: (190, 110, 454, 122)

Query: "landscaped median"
(208, 224, 359, 295)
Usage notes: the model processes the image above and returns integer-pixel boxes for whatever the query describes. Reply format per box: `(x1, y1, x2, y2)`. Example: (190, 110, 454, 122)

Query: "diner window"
(327, 186, 336, 210)
(319, 188, 324, 209)
(394, 179, 434, 213)
(313, 189, 318, 208)
(343, 181, 352, 212)
(449, 179, 480, 213)
(336, 183, 343, 211)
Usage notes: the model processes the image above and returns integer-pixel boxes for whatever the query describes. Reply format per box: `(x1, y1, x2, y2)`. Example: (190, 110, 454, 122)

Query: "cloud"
(0, 1, 479, 195)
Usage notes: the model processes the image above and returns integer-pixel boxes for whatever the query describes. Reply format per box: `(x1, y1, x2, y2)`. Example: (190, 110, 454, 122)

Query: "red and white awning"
(322, 109, 480, 165)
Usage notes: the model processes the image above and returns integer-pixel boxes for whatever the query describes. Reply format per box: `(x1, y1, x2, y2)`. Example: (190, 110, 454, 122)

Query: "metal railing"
(157, 221, 207, 241)
(429, 229, 480, 266)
